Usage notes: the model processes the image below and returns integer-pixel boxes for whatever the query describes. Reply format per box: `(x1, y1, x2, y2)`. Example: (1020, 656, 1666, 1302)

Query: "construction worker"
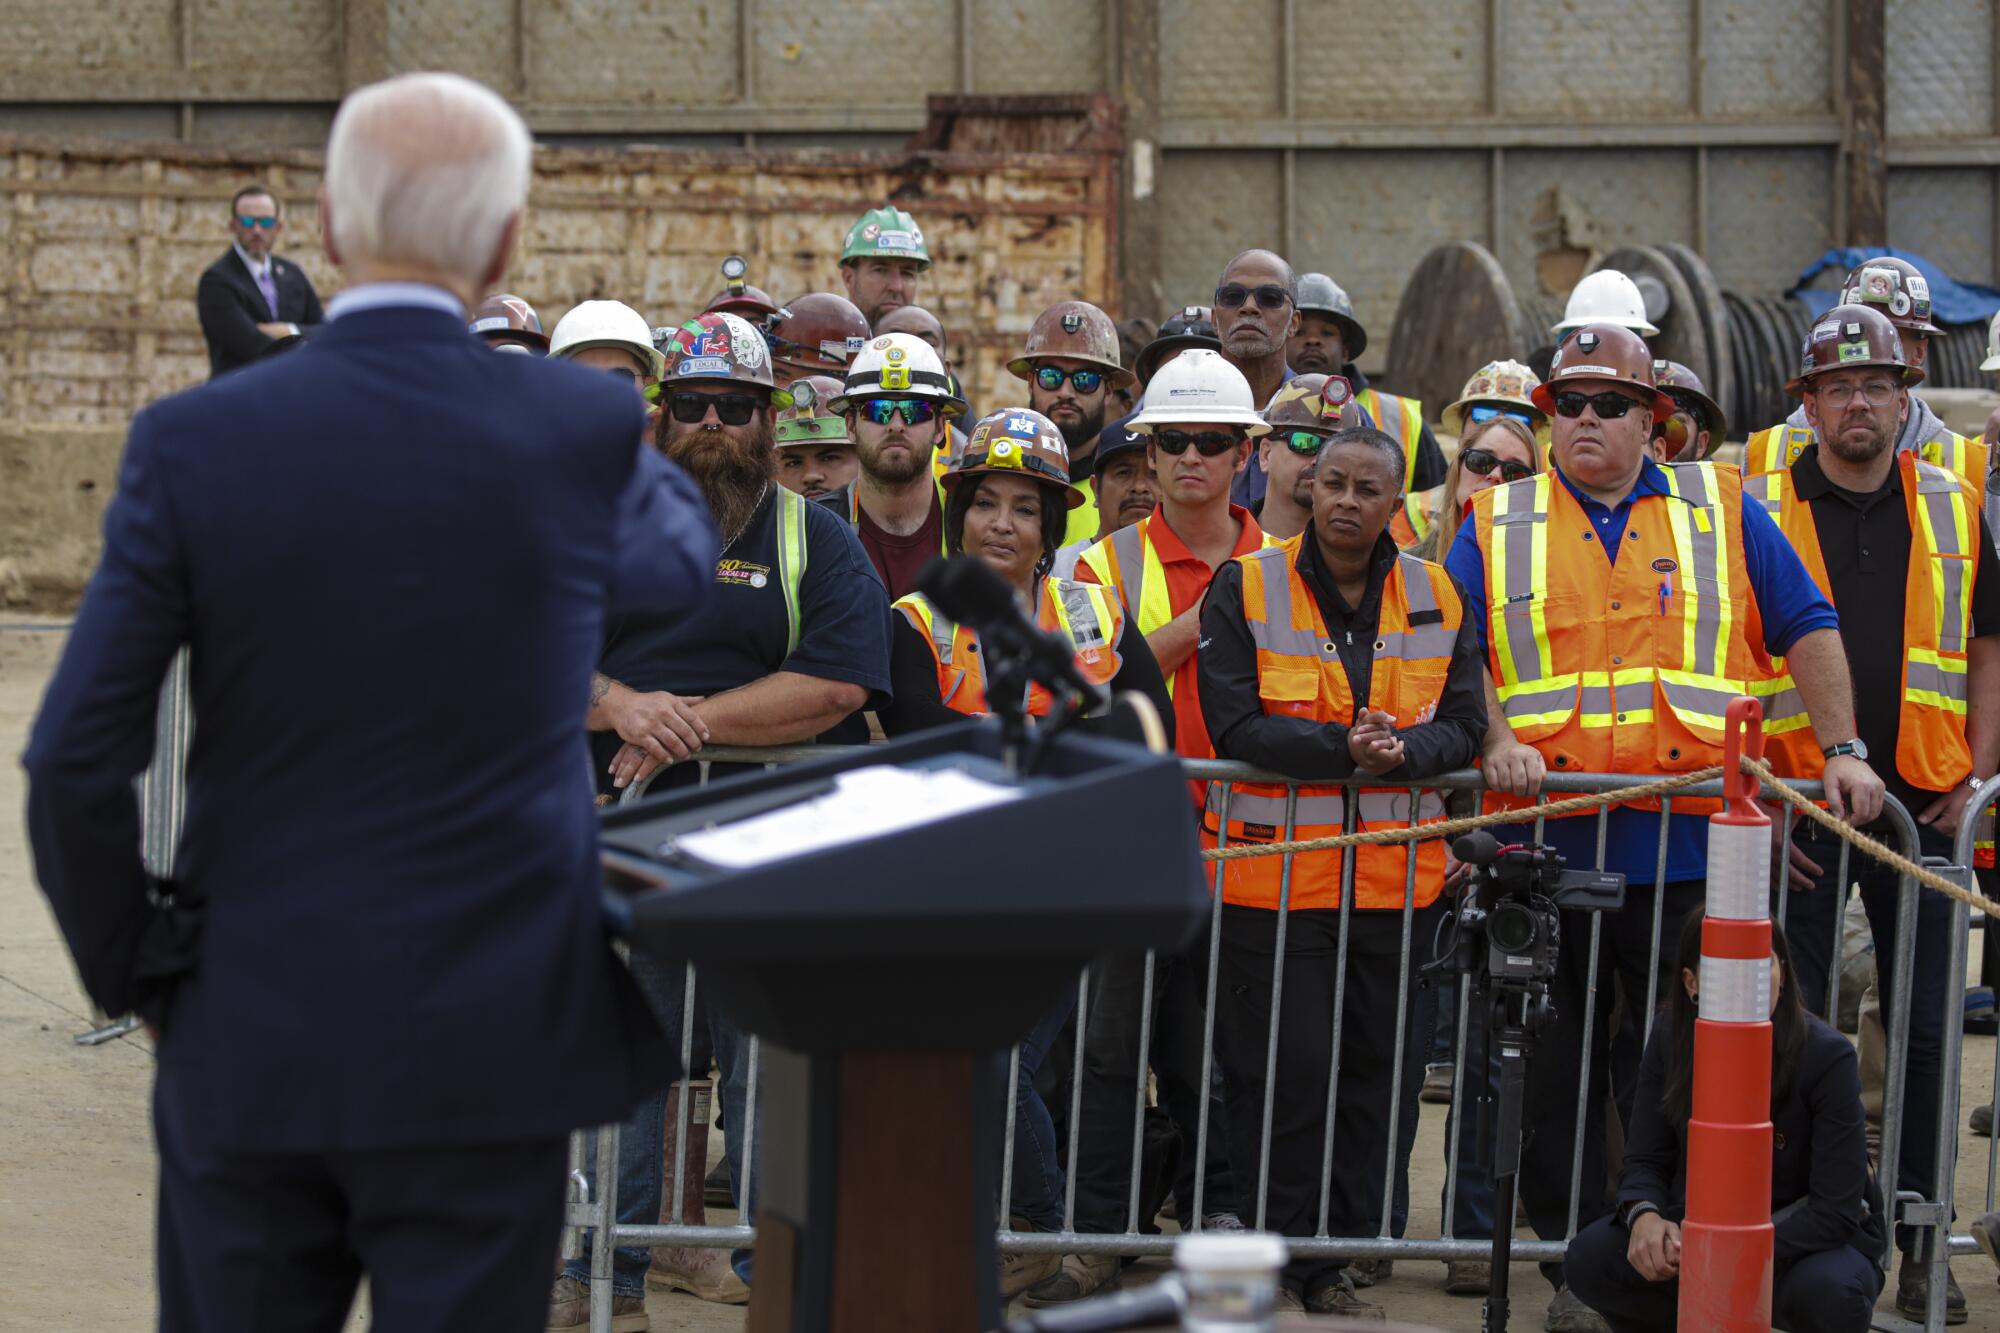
(873, 303, 946, 364)
(773, 375, 857, 502)
(1442, 322, 1874, 1333)
(549, 299, 665, 388)
(1983, 309, 2000, 453)
(1649, 360, 1727, 463)
(468, 292, 548, 355)
(1047, 428, 1162, 580)
(566, 310, 891, 1327)
(1289, 272, 1450, 540)
(1009, 300, 1135, 544)
(766, 291, 870, 386)
(1198, 424, 1485, 1316)
(1745, 258, 1988, 483)
(702, 255, 780, 325)
(1251, 373, 1361, 542)
(823, 332, 966, 598)
(1552, 269, 1661, 339)
(1028, 347, 1271, 1309)
(1743, 303, 2000, 1322)
(838, 204, 927, 327)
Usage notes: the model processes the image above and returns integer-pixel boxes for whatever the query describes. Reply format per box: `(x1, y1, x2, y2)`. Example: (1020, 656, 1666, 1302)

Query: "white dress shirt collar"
(325, 282, 466, 322)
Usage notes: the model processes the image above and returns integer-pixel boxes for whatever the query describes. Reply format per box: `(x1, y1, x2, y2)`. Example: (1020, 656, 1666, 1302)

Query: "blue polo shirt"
(1443, 459, 1838, 880)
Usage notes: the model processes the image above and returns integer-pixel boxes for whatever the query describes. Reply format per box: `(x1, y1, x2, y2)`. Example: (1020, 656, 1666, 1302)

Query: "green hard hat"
(840, 205, 930, 269)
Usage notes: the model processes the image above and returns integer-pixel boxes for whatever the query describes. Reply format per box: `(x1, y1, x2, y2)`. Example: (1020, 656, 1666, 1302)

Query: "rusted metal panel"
(969, 0, 1109, 94)
(1704, 0, 1834, 117)
(0, 135, 1119, 435)
(753, 0, 956, 106)
(1704, 147, 1839, 292)
(1888, 166, 1996, 279)
(1160, 0, 1284, 118)
(1886, 0, 1992, 139)
(1158, 149, 1282, 313)
(526, 0, 742, 107)
(1501, 0, 1694, 115)
(0, 0, 181, 100)
(385, 0, 519, 92)
(1293, 0, 1489, 117)
(188, 0, 343, 101)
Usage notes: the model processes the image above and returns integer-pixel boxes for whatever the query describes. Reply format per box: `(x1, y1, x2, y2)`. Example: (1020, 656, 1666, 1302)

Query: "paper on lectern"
(670, 764, 1021, 869)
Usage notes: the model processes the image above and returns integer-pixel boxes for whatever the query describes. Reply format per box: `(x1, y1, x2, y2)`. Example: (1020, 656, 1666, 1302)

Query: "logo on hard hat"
(1061, 312, 1083, 334)
(730, 323, 767, 369)
(1006, 415, 1039, 435)
(1322, 376, 1351, 406)
(861, 222, 881, 241)
(871, 336, 894, 351)
(1859, 268, 1896, 302)
(1575, 332, 1600, 354)
(677, 356, 730, 377)
(885, 346, 906, 364)
(1836, 340, 1871, 364)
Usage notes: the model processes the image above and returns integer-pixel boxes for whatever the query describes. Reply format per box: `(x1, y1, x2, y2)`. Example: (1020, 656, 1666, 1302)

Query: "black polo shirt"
(1791, 446, 2000, 812)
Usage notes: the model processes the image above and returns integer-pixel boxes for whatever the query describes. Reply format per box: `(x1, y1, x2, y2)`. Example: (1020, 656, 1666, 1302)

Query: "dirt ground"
(4, 622, 1999, 1332)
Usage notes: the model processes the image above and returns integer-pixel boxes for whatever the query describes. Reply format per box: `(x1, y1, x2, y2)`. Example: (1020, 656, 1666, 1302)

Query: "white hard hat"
(830, 332, 966, 415)
(1983, 310, 2000, 373)
(549, 299, 666, 377)
(1552, 269, 1660, 338)
(1128, 348, 1271, 436)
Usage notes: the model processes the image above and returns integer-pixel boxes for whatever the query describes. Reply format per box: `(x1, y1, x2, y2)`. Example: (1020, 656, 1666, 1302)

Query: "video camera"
(1447, 830, 1625, 987)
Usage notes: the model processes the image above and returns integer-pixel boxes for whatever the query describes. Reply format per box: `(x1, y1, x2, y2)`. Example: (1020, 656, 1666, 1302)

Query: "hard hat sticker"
(1836, 340, 1872, 363)
(1061, 312, 1083, 333)
(1006, 415, 1040, 435)
(876, 231, 916, 250)
(677, 356, 730, 376)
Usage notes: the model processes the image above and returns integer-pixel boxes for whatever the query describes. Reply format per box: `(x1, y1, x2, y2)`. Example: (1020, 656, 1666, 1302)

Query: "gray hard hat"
(1296, 272, 1367, 362)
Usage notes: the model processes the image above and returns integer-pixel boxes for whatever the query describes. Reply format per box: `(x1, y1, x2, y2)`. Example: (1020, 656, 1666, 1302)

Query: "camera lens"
(1490, 902, 1539, 954)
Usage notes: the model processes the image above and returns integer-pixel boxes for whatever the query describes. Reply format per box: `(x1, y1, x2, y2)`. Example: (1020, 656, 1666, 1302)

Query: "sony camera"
(1448, 831, 1626, 985)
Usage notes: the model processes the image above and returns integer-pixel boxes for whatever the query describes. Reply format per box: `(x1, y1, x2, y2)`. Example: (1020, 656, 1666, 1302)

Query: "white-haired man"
(22, 72, 717, 1332)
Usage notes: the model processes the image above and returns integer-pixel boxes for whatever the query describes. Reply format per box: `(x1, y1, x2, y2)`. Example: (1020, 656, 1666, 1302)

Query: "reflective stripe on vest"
(774, 485, 810, 658)
(893, 577, 1122, 717)
(1389, 486, 1436, 549)
(1201, 541, 1457, 910)
(1748, 423, 1992, 494)
(1358, 388, 1424, 482)
(1081, 517, 1175, 694)
(1744, 459, 1977, 788)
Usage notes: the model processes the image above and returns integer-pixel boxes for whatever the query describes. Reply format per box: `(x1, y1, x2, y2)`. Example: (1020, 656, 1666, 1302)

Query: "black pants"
(1069, 936, 1234, 1233)
(1782, 820, 1952, 1253)
(1565, 1213, 1882, 1333)
(1214, 903, 1436, 1295)
(1518, 882, 1706, 1287)
(156, 1086, 570, 1332)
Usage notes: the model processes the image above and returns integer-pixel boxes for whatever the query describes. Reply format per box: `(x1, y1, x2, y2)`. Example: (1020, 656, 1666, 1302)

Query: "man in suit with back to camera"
(22, 72, 719, 1332)
(197, 182, 327, 376)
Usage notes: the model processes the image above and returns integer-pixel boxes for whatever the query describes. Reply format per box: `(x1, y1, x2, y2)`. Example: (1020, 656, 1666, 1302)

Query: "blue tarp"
(1788, 247, 2000, 326)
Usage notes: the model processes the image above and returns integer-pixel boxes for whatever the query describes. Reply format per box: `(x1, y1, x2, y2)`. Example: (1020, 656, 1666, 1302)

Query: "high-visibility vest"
(1473, 463, 1766, 814)
(1745, 423, 1990, 488)
(1357, 387, 1425, 484)
(1742, 455, 1978, 789)
(1199, 541, 1458, 910)
(1389, 486, 1440, 549)
(892, 576, 1123, 717)
(1063, 477, 1100, 547)
(770, 484, 811, 658)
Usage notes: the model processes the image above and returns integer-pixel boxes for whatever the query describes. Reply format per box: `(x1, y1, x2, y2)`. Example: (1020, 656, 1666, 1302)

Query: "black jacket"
(196, 247, 325, 376)
(1618, 1011, 1888, 1266)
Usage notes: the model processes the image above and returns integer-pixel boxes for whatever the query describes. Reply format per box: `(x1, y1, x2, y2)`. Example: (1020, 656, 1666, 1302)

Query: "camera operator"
(1199, 426, 1486, 1317)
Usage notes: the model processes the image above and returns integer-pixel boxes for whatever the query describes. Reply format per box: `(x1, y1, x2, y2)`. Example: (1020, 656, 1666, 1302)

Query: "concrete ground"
(3, 622, 1999, 1332)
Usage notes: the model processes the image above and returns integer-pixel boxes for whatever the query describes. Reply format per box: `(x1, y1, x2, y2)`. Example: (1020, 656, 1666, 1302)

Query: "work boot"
(1973, 1211, 2000, 1274)
(1303, 1271, 1385, 1319)
(1020, 1253, 1118, 1306)
(1421, 1062, 1455, 1104)
(1345, 1257, 1392, 1287)
(704, 1156, 734, 1208)
(1973, 1102, 1994, 1137)
(999, 1218, 1061, 1299)
(1442, 1259, 1491, 1294)
(547, 1274, 649, 1332)
(648, 1246, 749, 1304)
(1544, 1285, 1612, 1333)
(1896, 1254, 1968, 1324)
(1275, 1285, 1307, 1311)
(646, 1080, 750, 1305)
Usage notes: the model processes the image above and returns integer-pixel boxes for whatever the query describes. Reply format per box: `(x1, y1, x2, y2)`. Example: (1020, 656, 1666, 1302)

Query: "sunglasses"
(1553, 389, 1646, 420)
(1153, 428, 1243, 457)
(235, 215, 278, 229)
(1034, 365, 1105, 395)
(1213, 283, 1293, 312)
(1279, 429, 1329, 456)
(1466, 403, 1538, 427)
(1460, 447, 1536, 484)
(669, 391, 760, 425)
(860, 398, 938, 427)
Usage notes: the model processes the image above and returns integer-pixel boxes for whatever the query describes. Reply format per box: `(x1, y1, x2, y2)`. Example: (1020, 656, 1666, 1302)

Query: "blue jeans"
(1005, 990, 1079, 1232)
(564, 951, 754, 1296)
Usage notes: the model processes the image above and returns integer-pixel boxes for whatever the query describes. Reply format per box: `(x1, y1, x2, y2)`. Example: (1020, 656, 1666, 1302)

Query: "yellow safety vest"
(1357, 387, 1425, 483)
(1745, 423, 1991, 488)
(770, 485, 811, 657)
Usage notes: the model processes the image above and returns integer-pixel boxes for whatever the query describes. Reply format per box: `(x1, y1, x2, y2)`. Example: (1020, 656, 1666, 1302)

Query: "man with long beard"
(1009, 300, 1133, 545)
(556, 310, 893, 1330)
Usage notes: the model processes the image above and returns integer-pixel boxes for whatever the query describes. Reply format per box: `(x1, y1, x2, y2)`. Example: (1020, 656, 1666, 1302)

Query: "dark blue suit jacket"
(22, 302, 719, 1153)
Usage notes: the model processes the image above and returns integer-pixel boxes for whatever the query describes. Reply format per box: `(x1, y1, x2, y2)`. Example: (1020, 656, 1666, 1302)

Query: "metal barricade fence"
(575, 747, 1953, 1320)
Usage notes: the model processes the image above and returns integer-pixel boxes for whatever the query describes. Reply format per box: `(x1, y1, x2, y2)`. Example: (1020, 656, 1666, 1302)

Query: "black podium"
(600, 720, 1206, 1333)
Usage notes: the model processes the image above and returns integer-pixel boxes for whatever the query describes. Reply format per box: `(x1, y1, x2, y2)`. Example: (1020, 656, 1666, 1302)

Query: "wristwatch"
(1822, 739, 1869, 762)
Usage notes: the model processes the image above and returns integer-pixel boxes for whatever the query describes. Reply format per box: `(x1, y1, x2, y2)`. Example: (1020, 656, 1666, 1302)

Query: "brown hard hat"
(1530, 323, 1675, 422)
(657, 310, 794, 406)
(1651, 360, 1728, 453)
(775, 375, 852, 448)
(768, 292, 871, 376)
(1785, 303, 1925, 396)
(469, 293, 547, 348)
(704, 283, 781, 323)
(1261, 373, 1363, 434)
(945, 407, 1086, 509)
(1007, 301, 1134, 387)
(1840, 256, 1943, 337)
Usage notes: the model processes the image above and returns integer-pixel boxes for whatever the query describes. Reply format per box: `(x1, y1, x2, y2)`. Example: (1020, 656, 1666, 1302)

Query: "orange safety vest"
(1745, 423, 1990, 488)
(1742, 454, 1978, 789)
(1357, 387, 1425, 484)
(892, 576, 1123, 717)
(1199, 541, 1459, 910)
(1473, 463, 1768, 814)
(1388, 486, 1440, 549)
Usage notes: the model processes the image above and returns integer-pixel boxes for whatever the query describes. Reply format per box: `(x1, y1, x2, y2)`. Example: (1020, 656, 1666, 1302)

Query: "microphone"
(1453, 830, 1501, 867)
(915, 556, 1108, 707)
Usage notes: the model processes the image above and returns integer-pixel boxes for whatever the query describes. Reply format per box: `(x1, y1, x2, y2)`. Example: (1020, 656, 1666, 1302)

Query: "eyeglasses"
(1466, 403, 1538, 427)
(1460, 447, 1536, 484)
(1552, 390, 1645, 420)
(860, 398, 938, 427)
(1034, 365, 1105, 395)
(1813, 380, 1900, 409)
(601, 367, 640, 387)
(1213, 283, 1293, 312)
(1153, 429, 1243, 457)
(669, 391, 760, 425)
(1279, 429, 1329, 456)
(235, 215, 278, 230)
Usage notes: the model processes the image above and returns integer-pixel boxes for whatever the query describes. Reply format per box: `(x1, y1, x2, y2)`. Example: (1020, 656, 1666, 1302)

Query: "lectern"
(600, 720, 1206, 1333)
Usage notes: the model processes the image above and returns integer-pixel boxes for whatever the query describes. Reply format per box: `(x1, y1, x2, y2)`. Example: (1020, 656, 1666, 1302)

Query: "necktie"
(258, 264, 280, 319)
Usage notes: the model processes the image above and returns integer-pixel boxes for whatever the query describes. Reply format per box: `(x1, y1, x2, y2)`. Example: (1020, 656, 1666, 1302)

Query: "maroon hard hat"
(469, 293, 548, 350)
(768, 292, 871, 378)
(1530, 323, 1676, 422)
(1785, 303, 1925, 396)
